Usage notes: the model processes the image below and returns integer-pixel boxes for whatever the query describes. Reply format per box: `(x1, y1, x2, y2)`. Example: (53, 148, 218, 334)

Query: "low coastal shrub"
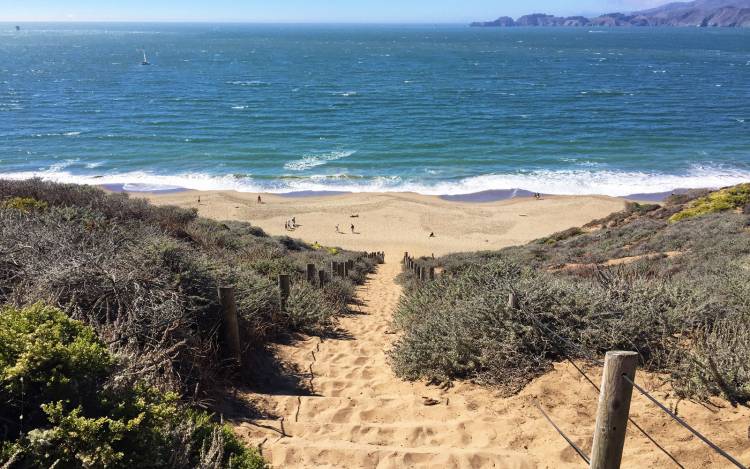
(669, 183, 750, 222)
(393, 184, 750, 403)
(0, 303, 265, 469)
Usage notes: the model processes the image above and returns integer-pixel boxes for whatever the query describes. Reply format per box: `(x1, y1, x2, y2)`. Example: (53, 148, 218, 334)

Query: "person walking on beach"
(291, 217, 296, 228)
(350, 223, 355, 233)
(257, 195, 262, 204)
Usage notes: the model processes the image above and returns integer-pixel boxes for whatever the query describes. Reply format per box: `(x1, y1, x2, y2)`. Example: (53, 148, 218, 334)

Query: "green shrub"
(0, 197, 48, 212)
(670, 183, 750, 222)
(284, 283, 338, 333)
(0, 304, 265, 469)
(0, 303, 113, 434)
(322, 277, 355, 314)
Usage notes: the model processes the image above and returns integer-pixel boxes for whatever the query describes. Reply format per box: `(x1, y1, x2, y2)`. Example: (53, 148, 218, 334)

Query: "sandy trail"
(232, 260, 750, 469)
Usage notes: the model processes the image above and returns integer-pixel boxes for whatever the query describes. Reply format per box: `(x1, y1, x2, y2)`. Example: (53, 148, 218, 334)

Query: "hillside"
(0, 179, 377, 468)
(396, 185, 750, 401)
(471, 0, 750, 27)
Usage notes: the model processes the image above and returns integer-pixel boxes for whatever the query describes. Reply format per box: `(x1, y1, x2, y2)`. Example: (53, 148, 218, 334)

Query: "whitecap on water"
(283, 150, 356, 171)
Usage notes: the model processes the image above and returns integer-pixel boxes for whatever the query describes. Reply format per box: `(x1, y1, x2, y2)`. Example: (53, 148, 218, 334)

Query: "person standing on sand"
(257, 195, 262, 204)
(350, 223, 355, 233)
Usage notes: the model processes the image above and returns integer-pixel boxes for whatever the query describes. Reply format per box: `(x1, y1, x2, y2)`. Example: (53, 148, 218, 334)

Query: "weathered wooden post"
(307, 263, 316, 283)
(318, 270, 326, 288)
(507, 292, 519, 309)
(218, 286, 241, 366)
(278, 274, 291, 311)
(342, 262, 349, 277)
(429, 266, 435, 280)
(590, 351, 638, 469)
(404, 252, 409, 263)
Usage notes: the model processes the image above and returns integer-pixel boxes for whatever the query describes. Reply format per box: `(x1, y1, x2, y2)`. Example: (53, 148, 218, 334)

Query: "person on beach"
(257, 195, 262, 204)
(335, 224, 340, 233)
(350, 224, 355, 233)
(291, 217, 296, 227)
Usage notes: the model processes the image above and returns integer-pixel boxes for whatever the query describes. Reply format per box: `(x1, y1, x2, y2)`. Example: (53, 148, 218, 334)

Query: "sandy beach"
(143, 190, 627, 257)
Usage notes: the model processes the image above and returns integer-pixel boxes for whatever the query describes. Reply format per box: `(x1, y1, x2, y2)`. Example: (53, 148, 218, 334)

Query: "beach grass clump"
(393, 184, 750, 402)
(0, 303, 265, 469)
(669, 183, 750, 223)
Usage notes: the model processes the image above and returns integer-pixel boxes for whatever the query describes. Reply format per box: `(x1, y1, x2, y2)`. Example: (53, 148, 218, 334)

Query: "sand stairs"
(232, 261, 548, 469)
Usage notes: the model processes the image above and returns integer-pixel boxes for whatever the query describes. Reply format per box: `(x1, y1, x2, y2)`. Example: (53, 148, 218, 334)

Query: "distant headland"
(471, 0, 750, 27)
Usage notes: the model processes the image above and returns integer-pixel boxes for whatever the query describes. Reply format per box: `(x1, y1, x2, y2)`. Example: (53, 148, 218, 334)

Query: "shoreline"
(103, 182, 696, 203)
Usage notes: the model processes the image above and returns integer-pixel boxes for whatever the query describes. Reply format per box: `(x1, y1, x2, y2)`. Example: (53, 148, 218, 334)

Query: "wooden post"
(347, 260, 354, 270)
(218, 287, 241, 366)
(429, 266, 435, 280)
(507, 292, 519, 309)
(404, 252, 409, 263)
(590, 351, 638, 469)
(278, 274, 291, 311)
(330, 261, 337, 276)
(318, 270, 326, 288)
(343, 262, 349, 277)
(307, 263, 316, 283)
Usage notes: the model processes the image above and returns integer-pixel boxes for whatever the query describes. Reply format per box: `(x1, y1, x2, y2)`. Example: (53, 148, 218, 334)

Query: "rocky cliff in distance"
(470, 0, 750, 27)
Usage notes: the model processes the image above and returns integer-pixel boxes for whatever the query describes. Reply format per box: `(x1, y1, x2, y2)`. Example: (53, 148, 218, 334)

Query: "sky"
(1, 0, 672, 23)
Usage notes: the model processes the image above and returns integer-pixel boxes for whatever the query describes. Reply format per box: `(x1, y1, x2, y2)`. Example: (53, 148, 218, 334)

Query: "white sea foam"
(3, 165, 750, 197)
(283, 150, 356, 171)
(226, 80, 268, 87)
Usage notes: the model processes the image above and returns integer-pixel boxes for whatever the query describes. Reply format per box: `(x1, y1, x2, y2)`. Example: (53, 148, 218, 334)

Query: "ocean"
(1, 23, 749, 196)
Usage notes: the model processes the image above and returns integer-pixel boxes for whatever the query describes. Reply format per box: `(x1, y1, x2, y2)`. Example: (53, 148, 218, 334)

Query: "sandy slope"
(232, 262, 750, 469)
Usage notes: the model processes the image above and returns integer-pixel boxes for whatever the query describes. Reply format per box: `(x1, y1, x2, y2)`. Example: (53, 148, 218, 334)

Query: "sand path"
(231, 259, 750, 469)
(235, 261, 536, 468)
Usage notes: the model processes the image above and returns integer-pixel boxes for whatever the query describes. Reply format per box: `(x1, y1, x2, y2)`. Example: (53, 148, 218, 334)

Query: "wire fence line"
(622, 374, 748, 469)
(533, 401, 591, 466)
(508, 294, 734, 469)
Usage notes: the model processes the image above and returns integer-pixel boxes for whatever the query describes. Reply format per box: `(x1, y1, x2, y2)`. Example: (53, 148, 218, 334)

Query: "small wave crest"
(225, 80, 268, 87)
(283, 150, 356, 172)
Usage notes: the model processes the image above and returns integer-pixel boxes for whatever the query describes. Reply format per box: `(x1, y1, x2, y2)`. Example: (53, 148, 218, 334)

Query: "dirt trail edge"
(232, 261, 750, 469)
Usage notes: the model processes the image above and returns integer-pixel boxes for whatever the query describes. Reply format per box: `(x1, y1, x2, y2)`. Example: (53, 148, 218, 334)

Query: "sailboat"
(140, 49, 151, 66)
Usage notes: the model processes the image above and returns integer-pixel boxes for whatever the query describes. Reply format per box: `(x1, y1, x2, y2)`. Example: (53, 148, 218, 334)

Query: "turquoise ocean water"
(1, 23, 749, 196)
